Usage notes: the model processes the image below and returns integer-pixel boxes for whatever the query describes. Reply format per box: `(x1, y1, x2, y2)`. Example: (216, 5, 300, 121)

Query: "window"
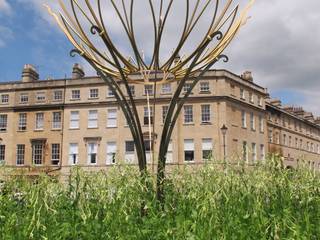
(32, 143, 43, 165)
(144, 140, 153, 152)
(129, 85, 135, 96)
(200, 82, 210, 92)
(161, 83, 171, 94)
(89, 89, 99, 98)
(16, 144, 25, 165)
(240, 88, 245, 100)
(250, 113, 255, 131)
(87, 143, 98, 164)
(144, 85, 153, 95)
(242, 141, 248, 162)
(241, 110, 247, 128)
(125, 141, 135, 153)
(162, 106, 169, 124)
(35, 113, 44, 130)
(18, 113, 27, 131)
(300, 139, 303, 149)
(258, 96, 262, 106)
(125, 141, 135, 163)
(144, 107, 154, 125)
(36, 92, 46, 102)
(183, 83, 192, 93)
(69, 143, 79, 165)
(107, 109, 117, 128)
(52, 112, 62, 129)
(260, 144, 265, 161)
(252, 143, 256, 162)
(166, 140, 173, 163)
(70, 111, 79, 129)
(0, 145, 5, 164)
(259, 116, 264, 132)
(20, 94, 28, 103)
(307, 142, 310, 151)
(88, 110, 98, 128)
(283, 134, 287, 146)
(106, 142, 117, 164)
(201, 105, 211, 123)
(71, 90, 80, 100)
(107, 87, 114, 97)
(53, 90, 63, 101)
(249, 93, 254, 103)
(289, 136, 292, 147)
(184, 105, 193, 124)
(1, 94, 9, 104)
(51, 144, 60, 165)
(184, 139, 194, 162)
(0, 114, 7, 132)
(202, 138, 213, 160)
(295, 138, 298, 148)
(268, 129, 273, 143)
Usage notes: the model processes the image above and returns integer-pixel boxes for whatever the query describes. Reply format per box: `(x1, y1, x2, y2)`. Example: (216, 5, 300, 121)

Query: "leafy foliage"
(0, 159, 319, 239)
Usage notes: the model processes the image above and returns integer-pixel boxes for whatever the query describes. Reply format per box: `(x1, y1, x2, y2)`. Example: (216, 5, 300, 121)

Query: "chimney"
(22, 64, 39, 82)
(293, 107, 305, 118)
(304, 112, 314, 122)
(314, 117, 320, 125)
(72, 63, 85, 79)
(241, 71, 253, 82)
(270, 99, 282, 107)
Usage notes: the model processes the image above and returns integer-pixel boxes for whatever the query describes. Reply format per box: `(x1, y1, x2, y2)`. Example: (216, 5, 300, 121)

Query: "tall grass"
(0, 157, 319, 239)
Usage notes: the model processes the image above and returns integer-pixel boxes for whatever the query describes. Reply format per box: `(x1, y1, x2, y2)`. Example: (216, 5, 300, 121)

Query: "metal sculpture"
(46, 0, 254, 201)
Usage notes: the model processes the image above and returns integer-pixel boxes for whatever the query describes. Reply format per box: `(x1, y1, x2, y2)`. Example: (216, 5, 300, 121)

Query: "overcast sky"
(0, 0, 319, 115)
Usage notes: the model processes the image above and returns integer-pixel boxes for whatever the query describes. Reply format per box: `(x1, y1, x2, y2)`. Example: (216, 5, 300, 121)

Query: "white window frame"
(69, 143, 79, 165)
(51, 144, 60, 165)
(53, 90, 63, 101)
(184, 105, 193, 124)
(183, 83, 192, 93)
(0, 145, 5, 164)
(202, 138, 213, 160)
(250, 112, 255, 131)
(36, 92, 46, 102)
(161, 83, 172, 94)
(32, 143, 43, 165)
(89, 88, 99, 99)
(16, 144, 25, 166)
(249, 92, 254, 103)
(260, 144, 265, 161)
(144, 107, 154, 125)
(242, 141, 248, 162)
(162, 105, 169, 124)
(200, 82, 210, 92)
(71, 90, 80, 100)
(52, 112, 62, 129)
(107, 109, 117, 128)
(87, 142, 98, 165)
(240, 88, 245, 100)
(35, 113, 44, 130)
(88, 110, 98, 128)
(184, 139, 195, 162)
(259, 116, 264, 132)
(20, 94, 29, 103)
(1, 94, 9, 104)
(106, 142, 117, 165)
(201, 105, 211, 123)
(241, 110, 247, 128)
(70, 111, 79, 129)
(252, 143, 256, 163)
(18, 113, 27, 131)
(0, 114, 7, 132)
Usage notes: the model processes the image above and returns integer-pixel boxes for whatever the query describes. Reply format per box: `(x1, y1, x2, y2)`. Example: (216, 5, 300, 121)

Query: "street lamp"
(220, 124, 228, 163)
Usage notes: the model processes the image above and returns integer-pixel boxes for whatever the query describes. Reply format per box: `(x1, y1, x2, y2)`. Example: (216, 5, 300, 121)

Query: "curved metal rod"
(91, 25, 147, 168)
(162, 55, 229, 156)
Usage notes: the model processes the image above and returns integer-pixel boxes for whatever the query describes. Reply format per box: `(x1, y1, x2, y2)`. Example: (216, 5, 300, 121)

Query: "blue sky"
(1, 0, 320, 115)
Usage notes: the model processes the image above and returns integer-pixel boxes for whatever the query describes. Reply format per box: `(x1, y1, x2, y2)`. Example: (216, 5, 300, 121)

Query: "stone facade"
(0, 64, 319, 177)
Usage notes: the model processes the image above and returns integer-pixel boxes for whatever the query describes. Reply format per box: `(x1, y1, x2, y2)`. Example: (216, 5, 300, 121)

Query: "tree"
(46, 0, 254, 203)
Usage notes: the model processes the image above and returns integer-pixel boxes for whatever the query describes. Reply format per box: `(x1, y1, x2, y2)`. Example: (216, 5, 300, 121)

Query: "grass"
(0, 157, 319, 239)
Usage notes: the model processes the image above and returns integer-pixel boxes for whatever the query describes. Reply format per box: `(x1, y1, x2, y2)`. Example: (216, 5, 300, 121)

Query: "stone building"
(0, 64, 319, 176)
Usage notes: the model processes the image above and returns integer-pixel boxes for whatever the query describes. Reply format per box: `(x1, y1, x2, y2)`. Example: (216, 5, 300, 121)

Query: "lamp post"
(221, 124, 228, 164)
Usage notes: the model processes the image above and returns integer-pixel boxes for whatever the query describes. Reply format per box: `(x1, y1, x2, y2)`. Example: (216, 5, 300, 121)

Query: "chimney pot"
(72, 63, 85, 79)
(22, 64, 39, 82)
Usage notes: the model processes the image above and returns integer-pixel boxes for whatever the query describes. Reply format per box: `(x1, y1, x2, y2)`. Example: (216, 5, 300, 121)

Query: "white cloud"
(19, 0, 320, 115)
(0, 0, 11, 15)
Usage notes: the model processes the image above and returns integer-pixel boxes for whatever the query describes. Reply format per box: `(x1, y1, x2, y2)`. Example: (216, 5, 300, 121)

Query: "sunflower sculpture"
(46, 0, 254, 201)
